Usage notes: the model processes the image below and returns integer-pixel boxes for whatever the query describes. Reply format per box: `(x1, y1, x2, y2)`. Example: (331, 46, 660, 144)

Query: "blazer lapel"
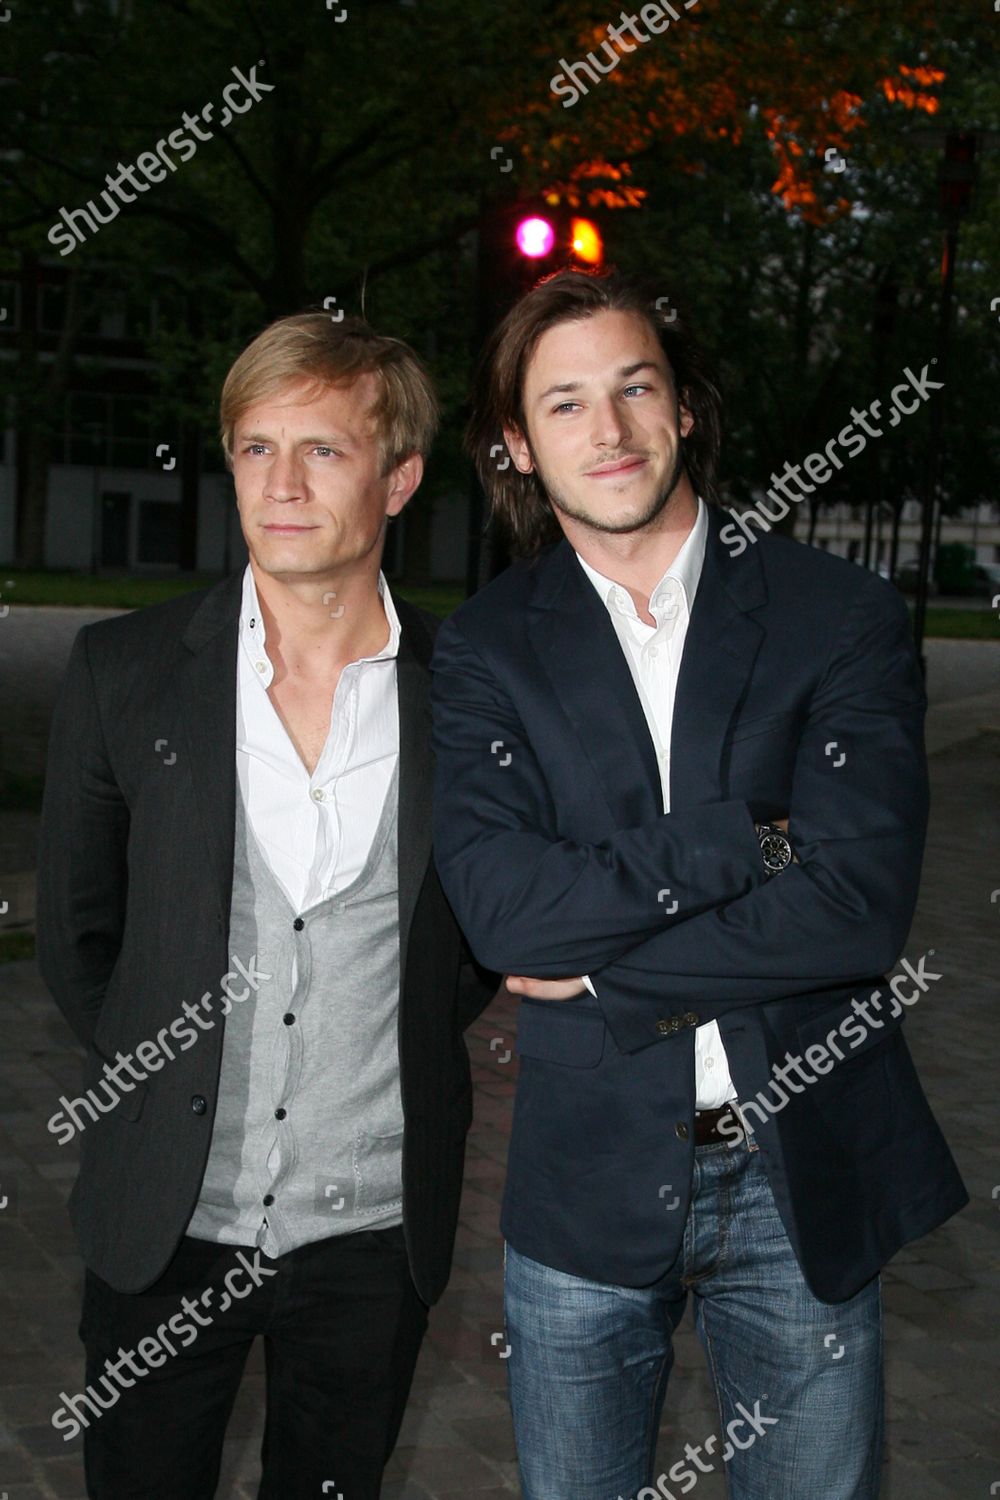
(528, 543, 663, 828)
(394, 598, 434, 984)
(670, 506, 767, 807)
(177, 570, 242, 926)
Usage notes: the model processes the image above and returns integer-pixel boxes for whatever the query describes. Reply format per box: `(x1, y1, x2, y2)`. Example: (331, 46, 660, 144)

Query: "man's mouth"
(586, 455, 648, 479)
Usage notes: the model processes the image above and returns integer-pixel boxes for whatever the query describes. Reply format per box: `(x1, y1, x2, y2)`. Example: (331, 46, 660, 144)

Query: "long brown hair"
(467, 267, 723, 557)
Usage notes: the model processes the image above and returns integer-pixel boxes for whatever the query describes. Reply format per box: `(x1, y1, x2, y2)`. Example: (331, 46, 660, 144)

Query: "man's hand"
(505, 975, 588, 1002)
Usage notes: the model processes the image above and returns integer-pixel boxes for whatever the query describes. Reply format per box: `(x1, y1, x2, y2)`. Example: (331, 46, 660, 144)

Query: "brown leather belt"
(693, 1104, 741, 1145)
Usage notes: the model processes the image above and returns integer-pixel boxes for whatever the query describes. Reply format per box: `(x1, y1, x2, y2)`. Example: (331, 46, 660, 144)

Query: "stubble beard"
(539, 442, 687, 538)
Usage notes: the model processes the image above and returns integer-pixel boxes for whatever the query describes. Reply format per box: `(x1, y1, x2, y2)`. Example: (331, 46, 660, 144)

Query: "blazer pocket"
(728, 708, 799, 745)
(516, 1000, 606, 1068)
(84, 1041, 149, 1124)
(794, 990, 905, 1065)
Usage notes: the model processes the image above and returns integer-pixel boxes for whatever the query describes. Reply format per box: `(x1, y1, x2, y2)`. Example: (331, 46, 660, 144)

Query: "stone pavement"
(0, 628, 998, 1496)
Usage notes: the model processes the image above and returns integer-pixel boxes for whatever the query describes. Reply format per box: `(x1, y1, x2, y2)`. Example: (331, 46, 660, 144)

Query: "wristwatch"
(756, 822, 793, 877)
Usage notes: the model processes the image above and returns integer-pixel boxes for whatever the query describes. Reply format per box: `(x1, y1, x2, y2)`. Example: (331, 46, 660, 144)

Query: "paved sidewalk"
(1, 712, 998, 1494)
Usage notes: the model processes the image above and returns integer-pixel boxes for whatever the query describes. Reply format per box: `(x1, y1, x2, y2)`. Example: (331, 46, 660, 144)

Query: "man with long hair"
(430, 268, 965, 1499)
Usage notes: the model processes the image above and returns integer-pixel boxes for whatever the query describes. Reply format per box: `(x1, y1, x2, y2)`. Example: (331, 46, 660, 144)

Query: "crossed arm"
(431, 581, 928, 1054)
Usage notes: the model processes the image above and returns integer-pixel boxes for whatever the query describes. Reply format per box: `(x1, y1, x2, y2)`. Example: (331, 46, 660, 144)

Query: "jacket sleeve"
(35, 626, 130, 1048)
(584, 579, 929, 1052)
(430, 614, 765, 976)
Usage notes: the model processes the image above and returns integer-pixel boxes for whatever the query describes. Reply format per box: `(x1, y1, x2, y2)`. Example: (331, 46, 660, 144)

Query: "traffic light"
(510, 209, 603, 270)
(569, 217, 603, 266)
(515, 215, 558, 259)
(475, 202, 604, 331)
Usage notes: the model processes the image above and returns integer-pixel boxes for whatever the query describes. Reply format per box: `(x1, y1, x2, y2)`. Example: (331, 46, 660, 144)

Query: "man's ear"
(386, 452, 424, 518)
(678, 389, 695, 439)
(502, 424, 534, 475)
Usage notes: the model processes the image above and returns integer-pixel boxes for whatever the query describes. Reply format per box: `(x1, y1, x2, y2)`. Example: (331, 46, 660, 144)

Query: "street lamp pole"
(912, 130, 977, 674)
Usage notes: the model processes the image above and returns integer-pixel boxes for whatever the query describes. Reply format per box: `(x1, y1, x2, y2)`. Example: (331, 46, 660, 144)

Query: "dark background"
(0, 0, 998, 593)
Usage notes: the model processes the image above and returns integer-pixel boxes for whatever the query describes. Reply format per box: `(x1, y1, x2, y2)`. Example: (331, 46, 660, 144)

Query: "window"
(63, 391, 178, 469)
(0, 281, 19, 330)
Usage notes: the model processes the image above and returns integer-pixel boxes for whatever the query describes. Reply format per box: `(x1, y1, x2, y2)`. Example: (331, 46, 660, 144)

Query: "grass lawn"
(914, 608, 999, 641)
(2, 570, 999, 637)
(0, 569, 464, 618)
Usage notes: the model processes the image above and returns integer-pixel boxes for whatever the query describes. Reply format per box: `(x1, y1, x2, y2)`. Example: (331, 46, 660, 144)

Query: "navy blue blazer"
(430, 503, 966, 1303)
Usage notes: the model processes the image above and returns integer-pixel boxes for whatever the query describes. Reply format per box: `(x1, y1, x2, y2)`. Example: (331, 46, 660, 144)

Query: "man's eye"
(553, 402, 580, 414)
(623, 384, 651, 398)
(313, 446, 341, 458)
(244, 443, 268, 456)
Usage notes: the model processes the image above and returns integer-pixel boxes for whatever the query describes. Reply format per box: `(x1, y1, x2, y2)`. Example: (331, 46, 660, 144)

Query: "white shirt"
(575, 497, 737, 1110)
(236, 564, 400, 915)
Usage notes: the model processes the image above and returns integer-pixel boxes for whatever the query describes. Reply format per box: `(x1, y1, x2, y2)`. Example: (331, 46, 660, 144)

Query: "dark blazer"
(430, 504, 967, 1303)
(36, 570, 497, 1300)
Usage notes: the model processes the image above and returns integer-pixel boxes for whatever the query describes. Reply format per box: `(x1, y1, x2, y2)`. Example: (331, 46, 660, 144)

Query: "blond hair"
(220, 312, 439, 473)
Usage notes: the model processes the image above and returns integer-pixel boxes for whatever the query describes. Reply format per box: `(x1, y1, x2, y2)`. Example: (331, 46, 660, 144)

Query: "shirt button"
(705, 1057, 715, 1070)
(263, 1194, 275, 1206)
(648, 646, 659, 659)
(274, 1107, 287, 1120)
(255, 661, 267, 673)
(675, 1122, 689, 1141)
(293, 917, 304, 931)
(283, 1013, 296, 1026)
(311, 788, 325, 802)
(190, 1094, 207, 1115)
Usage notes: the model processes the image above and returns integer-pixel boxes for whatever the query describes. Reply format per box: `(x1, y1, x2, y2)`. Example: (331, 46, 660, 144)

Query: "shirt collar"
(239, 564, 400, 686)
(575, 495, 708, 623)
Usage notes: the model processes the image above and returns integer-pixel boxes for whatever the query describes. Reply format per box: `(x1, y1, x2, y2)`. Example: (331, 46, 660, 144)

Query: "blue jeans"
(504, 1139, 883, 1500)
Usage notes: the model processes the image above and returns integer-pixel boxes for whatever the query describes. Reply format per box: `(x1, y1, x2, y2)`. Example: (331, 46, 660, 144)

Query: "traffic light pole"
(912, 220, 957, 676)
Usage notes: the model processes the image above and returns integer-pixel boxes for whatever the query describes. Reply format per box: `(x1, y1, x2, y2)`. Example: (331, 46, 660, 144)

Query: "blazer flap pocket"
(794, 986, 904, 1064)
(516, 1000, 606, 1068)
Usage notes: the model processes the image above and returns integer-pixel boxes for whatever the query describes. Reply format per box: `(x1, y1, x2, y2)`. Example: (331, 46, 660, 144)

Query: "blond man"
(38, 314, 496, 1498)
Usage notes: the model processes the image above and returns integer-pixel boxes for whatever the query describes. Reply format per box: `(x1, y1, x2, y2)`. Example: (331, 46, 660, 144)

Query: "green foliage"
(0, 0, 997, 528)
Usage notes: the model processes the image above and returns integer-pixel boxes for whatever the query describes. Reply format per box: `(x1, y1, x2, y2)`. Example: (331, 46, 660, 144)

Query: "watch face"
(760, 832, 791, 872)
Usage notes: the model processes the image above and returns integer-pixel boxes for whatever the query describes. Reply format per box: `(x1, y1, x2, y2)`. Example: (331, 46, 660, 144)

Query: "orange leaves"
(881, 63, 945, 114)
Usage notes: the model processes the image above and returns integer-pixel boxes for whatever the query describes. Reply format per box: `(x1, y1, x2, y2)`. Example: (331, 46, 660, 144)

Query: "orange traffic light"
(570, 217, 604, 266)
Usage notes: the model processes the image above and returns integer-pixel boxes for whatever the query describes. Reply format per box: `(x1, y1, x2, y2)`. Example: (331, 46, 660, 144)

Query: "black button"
(191, 1094, 207, 1115)
(274, 1107, 286, 1120)
(656, 1018, 675, 1035)
(675, 1121, 689, 1141)
(683, 1012, 700, 1027)
(283, 1013, 295, 1026)
(293, 917, 304, 931)
(263, 1193, 274, 1206)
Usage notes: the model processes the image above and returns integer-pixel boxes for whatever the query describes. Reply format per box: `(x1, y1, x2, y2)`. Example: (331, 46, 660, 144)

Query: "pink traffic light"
(516, 216, 557, 258)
